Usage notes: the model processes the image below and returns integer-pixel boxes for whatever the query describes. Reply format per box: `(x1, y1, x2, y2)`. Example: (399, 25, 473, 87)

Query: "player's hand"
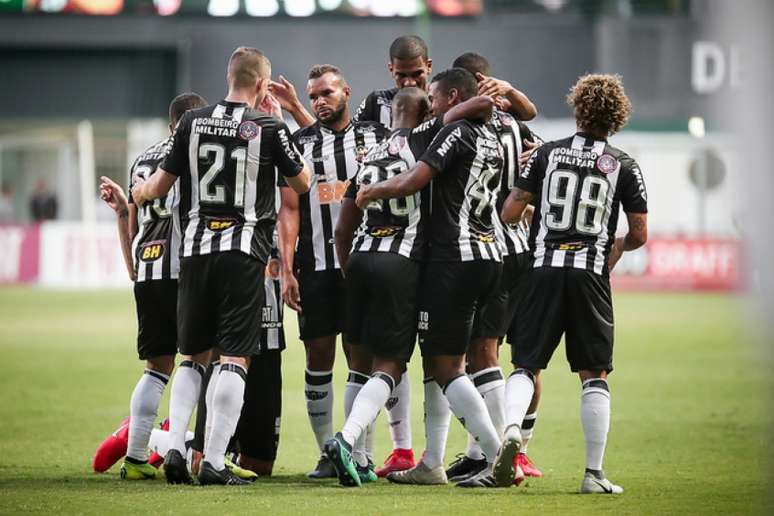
(131, 177, 147, 206)
(608, 237, 625, 272)
(99, 176, 128, 214)
(269, 75, 302, 112)
(519, 139, 540, 169)
(259, 93, 283, 120)
(493, 96, 512, 112)
(355, 185, 373, 210)
(476, 72, 514, 98)
(266, 258, 281, 280)
(281, 269, 302, 312)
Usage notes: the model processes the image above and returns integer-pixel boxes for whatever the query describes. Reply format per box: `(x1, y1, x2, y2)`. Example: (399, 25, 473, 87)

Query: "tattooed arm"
(609, 212, 648, 271)
(501, 187, 535, 224)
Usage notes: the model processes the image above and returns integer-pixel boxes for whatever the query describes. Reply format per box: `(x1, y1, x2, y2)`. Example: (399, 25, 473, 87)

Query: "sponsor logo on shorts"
(139, 241, 165, 262)
(418, 311, 429, 331)
(368, 226, 401, 238)
(207, 217, 237, 231)
(238, 120, 260, 141)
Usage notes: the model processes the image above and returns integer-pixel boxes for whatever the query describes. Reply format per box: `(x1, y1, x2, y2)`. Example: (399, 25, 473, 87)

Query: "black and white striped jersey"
(352, 88, 398, 129)
(346, 117, 444, 260)
(160, 100, 304, 264)
(420, 119, 504, 262)
(517, 132, 648, 276)
(127, 136, 181, 282)
(280, 120, 387, 271)
(489, 111, 540, 256)
(260, 273, 285, 352)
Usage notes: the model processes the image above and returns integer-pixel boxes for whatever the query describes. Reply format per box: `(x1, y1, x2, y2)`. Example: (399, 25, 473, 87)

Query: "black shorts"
(511, 267, 614, 373)
(346, 252, 420, 362)
(418, 260, 502, 357)
(297, 267, 347, 341)
(236, 350, 282, 461)
(472, 253, 532, 340)
(133, 279, 178, 360)
(178, 252, 265, 357)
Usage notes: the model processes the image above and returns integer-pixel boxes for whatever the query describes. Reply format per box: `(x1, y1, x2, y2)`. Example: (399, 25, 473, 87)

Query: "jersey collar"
(575, 131, 608, 142)
(318, 120, 353, 135)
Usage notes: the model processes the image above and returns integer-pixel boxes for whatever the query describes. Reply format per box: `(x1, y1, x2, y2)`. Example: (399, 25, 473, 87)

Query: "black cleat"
(163, 449, 193, 485)
(198, 461, 250, 486)
(307, 455, 337, 479)
(445, 453, 488, 483)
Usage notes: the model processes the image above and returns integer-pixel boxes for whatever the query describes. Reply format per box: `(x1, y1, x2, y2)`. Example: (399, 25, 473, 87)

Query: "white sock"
(444, 375, 501, 464)
(581, 378, 611, 472)
(342, 372, 394, 467)
(344, 370, 369, 466)
(148, 428, 194, 458)
(305, 369, 334, 452)
(203, 361, 221, 451)
(126, 370, 169, 462)
(464, 372, 484, 460)
(521, 413, 537, 454)
(422, 378, 451, 469)
(167, 360, 205, 454)
(505, 369, 535, 433)
(204, 363, 247, 471)
(365, 422, 375, 463)
(474, 367, 506, 437)
(386, 372, 412, 450)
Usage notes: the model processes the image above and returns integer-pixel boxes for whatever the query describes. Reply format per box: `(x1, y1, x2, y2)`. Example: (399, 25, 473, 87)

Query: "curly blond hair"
(567, 74, 632, 136)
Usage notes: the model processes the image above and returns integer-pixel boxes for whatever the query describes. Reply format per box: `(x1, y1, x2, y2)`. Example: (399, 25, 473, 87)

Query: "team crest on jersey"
(207, 217, 237, 231)
(596, 154, 618, 174)
(238, 120, 259, 141)
(139, 241, 165, 262)
(356, 145, 370, 163)
(388, 135, 407, 155)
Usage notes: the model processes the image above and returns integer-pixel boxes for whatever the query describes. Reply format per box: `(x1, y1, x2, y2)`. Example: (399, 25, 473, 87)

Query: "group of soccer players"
(93, 34, 648, 493)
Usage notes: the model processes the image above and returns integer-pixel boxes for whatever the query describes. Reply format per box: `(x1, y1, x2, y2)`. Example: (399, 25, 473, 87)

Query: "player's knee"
(146, 355, 175, 376)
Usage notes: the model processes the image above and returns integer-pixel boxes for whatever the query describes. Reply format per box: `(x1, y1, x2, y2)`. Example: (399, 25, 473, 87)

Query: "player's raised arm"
(442, 95, 494, 124)
(99, 175, 135, 281)
(476, 72, 537, 121)
(356, 161, 435, 208)
(270, 75, 316, 129)
(334, 195, 363, 274)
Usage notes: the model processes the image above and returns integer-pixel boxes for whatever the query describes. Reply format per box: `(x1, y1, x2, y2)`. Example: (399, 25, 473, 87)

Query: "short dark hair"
(389, 35, 429, 61)
(392, 86, 430, 118)
(430, 68, 478, 101)
(452, 52, 490, 77)
(228, 46, 271, 89)
(308, 63, 346, 81)
(169, 92, 208, 125)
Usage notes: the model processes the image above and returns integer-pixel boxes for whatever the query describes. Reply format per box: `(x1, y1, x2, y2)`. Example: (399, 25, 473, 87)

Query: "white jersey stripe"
(183, 124, 201, 257)
(240, 129, 262, 255)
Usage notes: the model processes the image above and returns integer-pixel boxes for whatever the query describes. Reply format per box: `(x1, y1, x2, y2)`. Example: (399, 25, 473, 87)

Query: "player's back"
(169, 100, 302, 262)
(519, 132, 647, 275)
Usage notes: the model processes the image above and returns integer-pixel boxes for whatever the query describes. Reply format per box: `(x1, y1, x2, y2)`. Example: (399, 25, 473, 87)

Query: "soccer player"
(95, 92, 208, 480)
(500, 74, 648, 494)
(276, 64, 387, 479)
(355, 68, 517, 488)
(131, 46, 311, 486)
(444, 52, 543, 483)
(323, 87, 495, 487)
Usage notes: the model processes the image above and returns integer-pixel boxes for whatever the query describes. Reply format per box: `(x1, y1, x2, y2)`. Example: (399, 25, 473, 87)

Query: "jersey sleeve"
(618, 156, 648, 213)
(409, 117, 444, 154)
(127, 158, 139, 205)
(515, 143, 547, 193)
(271, 122, 305, 178)
(159, 112, 191, 177)
(352, 92, 375, 123)
(419, 122, 470, 173)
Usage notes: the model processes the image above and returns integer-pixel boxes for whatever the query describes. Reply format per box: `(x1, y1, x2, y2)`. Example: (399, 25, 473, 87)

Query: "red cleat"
(147, 419, 170, 469)
(516, 452, 543, 478)
(92, 417, 130, 473)
(375, 448, 415, 478)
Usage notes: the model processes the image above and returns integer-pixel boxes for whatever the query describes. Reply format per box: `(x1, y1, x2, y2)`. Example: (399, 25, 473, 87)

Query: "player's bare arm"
(355, 161, 436, 209)
(284, 161, 312, 195)
(609, 212, 648, 271)
(99, 175, 135, 281)
(501, 187, 535, 224)
(442, 95, 494, 124)
(475, 72, 537, 121)
(519, 139, 540, 169)
(270, 75, 316, 128)
(130, 168, 176, 206)
(333, 198, 363, 274)
(277, 187, 302, 312)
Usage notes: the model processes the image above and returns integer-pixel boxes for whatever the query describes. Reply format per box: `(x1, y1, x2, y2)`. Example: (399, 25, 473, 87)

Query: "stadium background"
(0, 1, 771, 513)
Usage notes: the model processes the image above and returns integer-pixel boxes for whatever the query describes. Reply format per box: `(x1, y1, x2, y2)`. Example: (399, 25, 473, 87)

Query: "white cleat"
(386, 461, 448, 485)
(580, 472, 624, 494)
(493, 426, 522, 487)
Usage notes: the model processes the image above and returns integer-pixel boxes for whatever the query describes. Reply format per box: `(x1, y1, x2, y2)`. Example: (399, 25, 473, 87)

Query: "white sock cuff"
(143, 369, 170, 385)
(472, 367, 505, 394)
(179, 359, 206, 377)
(305, 369, 333, 385)
(372, 371, 396, 392)
(347, 370, 370, 386)
(220, 362, 247, 380)
(582, 378, 610, 398)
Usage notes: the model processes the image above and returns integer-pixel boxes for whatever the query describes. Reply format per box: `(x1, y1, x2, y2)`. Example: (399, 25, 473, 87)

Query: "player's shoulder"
(134, 135, 173, 166)
(370, 87, 399, 102)
(291, 122, 321, 144)
(543, 136, 575, 153)
(602, 143, 640, 173)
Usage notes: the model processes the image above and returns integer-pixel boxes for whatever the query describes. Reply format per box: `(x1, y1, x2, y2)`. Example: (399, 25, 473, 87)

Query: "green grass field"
(0, 288, 770, 514)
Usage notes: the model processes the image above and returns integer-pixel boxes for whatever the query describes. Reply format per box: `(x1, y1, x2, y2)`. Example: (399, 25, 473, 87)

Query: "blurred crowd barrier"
(0, 221, 743, 291)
